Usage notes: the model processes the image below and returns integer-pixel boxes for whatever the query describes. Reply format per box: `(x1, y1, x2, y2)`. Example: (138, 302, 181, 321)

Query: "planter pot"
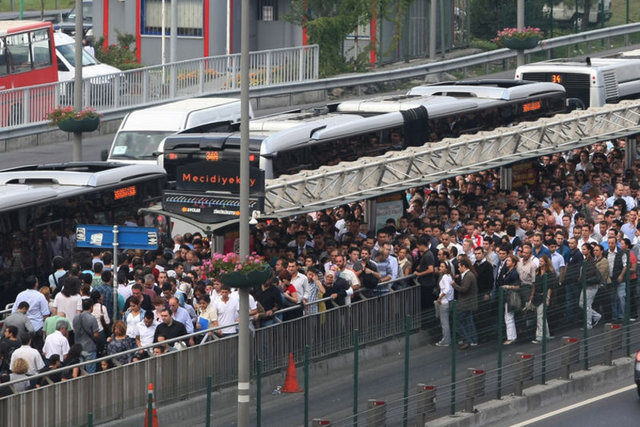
(57, 116, 100, 133)
(220, 266, 273, 289)
(502, 36, 539, 50)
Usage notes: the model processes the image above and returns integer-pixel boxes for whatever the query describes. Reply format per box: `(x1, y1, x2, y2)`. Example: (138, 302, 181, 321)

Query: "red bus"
(0, 20, 59, 126)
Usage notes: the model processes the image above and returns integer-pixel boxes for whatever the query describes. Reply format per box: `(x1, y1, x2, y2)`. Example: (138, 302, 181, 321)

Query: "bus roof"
(0, 20, 51, 34)
(517, 58, 640, 76)
(0, 162, 166, 189)
(407, 81, 565, 101)
(257, 113, 365, 154)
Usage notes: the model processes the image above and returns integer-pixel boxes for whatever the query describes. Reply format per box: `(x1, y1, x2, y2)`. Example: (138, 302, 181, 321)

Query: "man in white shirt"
(135, 311, 158, 351)
(12, 275, 50, 351)
(42, 320, 70, 361)
(287, 260, 310, 307)
(214, 286, 239, 337)
(11, 335, 45, 375)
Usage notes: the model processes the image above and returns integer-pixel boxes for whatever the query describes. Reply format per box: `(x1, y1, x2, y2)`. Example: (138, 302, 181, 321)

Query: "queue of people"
(2, 137, 640, 390)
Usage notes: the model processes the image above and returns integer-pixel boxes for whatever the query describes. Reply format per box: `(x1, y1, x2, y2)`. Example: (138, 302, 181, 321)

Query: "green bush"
(470, 38, 499, 51)
(94, 32, 143, 70)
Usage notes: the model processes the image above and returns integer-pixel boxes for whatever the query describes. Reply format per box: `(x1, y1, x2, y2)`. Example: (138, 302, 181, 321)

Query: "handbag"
(99, 304, 112, 337)
(508, 290, 522, 311)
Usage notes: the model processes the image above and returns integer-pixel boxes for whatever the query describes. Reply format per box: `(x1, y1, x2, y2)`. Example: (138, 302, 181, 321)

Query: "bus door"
(33, 219, 66, 283)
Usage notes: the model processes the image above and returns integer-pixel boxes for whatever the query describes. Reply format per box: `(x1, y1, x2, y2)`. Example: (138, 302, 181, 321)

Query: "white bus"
(162, 80, 567, 181)
(515, 58, 640, 108)
(0, 162, 166, 294)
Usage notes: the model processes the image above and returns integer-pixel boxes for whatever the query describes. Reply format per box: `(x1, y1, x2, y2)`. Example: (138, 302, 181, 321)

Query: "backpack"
(50, 272, 68, 297)
(360, 261, 380, 290)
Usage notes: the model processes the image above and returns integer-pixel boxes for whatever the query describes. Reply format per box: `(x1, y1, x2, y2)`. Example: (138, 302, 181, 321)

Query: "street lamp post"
(237, 0, 251, 424)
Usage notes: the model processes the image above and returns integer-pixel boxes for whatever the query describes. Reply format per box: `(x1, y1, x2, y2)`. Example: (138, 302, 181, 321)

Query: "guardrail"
(0, 44, 319, 134)
(2, 23, 640, 142)
(0, 280, 421, 426)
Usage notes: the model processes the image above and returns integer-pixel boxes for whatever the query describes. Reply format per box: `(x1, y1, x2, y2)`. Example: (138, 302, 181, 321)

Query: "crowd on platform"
(2, 136, 640, 392)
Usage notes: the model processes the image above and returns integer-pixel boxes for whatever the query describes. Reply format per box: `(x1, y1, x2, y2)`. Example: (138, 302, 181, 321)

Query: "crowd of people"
(2, 136, 640, 392)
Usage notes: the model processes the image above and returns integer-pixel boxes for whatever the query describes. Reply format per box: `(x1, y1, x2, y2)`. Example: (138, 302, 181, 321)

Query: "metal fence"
(0, 283, 421, 426)
(0, 44, 319, 130)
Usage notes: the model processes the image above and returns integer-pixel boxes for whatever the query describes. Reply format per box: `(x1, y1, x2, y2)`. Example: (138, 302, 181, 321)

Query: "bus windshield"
(56, 42, 98, 67)
(111, 131, 173, 160)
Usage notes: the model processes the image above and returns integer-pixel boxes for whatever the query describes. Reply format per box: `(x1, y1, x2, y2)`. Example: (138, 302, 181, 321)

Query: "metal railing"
(2, 23, 640, 141)
(0, 281, 421, 426)
(0, 44, 319, 131)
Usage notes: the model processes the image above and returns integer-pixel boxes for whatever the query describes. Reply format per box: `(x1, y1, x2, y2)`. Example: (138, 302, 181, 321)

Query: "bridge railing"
(0, 44, 319, 132)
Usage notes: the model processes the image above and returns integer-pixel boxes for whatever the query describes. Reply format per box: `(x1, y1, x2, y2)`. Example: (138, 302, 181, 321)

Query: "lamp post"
(237, 0, 251, 424)
(516, 0, 525, 67)
(73, 0, 84, 161)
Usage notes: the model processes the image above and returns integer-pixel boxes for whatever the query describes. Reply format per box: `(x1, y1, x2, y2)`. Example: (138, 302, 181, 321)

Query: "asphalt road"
(503, 382, 640, 427)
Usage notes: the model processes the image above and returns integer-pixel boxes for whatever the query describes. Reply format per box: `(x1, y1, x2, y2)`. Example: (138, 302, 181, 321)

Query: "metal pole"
(237, 0, 251, 423)
(625, 252, 631, 357)
(582, 260, 589, 370)
(88, 412, 93, 427)
(450, 300, 457, 415)
(170, 0, 178, 97)
(206, 376, 212, 427)
(429, 0, 436, 59)
(256, 360, 262, 427)
(542, 275, 548, 384)
(73, 0, 84, 161)
(403, 315, 410, 427)
(516, 0, 525, 66)
(353, 329, 359, 427)
(112, 226, 119, 322)
(497, 287, 503, 399)
(304, 345, 310, 427)
(439, 0, 446, 59)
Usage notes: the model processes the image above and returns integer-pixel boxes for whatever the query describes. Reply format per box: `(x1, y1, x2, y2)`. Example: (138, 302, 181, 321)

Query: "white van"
(103, 97, 250, 164)
(54, 32, 120, 84)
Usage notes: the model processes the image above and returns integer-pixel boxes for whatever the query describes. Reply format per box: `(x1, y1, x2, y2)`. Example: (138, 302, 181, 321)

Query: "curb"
(425, 356, 634, 426)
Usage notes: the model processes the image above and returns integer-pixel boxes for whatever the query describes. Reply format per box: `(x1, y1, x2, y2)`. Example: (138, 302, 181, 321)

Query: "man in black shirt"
(154, 308, 189, 344)
(255, 278, 282, 327)
(0, 326, 21, 372)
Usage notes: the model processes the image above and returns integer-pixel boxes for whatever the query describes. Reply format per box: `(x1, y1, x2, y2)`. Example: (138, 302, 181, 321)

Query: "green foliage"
(470, 0, 549, 41)
(94, 32, 143, 70)
(285, 0, 397, 76)
(469, 38, 499, 51)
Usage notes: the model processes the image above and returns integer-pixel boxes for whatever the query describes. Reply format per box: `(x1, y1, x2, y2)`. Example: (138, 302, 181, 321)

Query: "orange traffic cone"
(144, 383, 159, 427)
(281, 352, 303, 393)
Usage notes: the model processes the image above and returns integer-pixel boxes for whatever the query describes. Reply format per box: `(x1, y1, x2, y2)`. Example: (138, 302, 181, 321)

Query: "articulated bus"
(0, 20, 59, 126)
(162, 80, 567, 181)
(0, 163, 166, 306)
(515, 57, 640, 108)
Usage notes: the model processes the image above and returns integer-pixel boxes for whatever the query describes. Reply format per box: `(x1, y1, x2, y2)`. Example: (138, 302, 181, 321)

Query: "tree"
(286, 0, 399, 76)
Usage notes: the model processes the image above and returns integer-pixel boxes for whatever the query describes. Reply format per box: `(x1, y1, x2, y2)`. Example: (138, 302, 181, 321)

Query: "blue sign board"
(75, 225, 159, 250)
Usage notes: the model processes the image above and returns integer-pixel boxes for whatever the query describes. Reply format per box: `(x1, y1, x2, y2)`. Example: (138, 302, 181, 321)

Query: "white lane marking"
(510, 384, 637, 427)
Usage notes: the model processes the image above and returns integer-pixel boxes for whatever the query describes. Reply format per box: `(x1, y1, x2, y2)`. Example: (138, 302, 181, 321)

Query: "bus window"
(31, 29, 52, 68)
(0, 40, 7, 77)
(6, 32, 31, 74)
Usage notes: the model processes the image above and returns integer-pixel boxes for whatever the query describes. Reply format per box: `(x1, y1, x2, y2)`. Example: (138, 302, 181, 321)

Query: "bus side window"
(0, 43, 8, 77)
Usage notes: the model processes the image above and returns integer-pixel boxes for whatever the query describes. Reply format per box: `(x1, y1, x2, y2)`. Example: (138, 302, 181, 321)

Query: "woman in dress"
(107, 320, 134, 366)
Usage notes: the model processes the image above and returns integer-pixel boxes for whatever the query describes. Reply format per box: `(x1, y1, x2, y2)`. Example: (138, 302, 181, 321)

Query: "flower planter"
(220, 266, 273, 289)
(502, 36, 539, 50)
(57, 116, 100, 133)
